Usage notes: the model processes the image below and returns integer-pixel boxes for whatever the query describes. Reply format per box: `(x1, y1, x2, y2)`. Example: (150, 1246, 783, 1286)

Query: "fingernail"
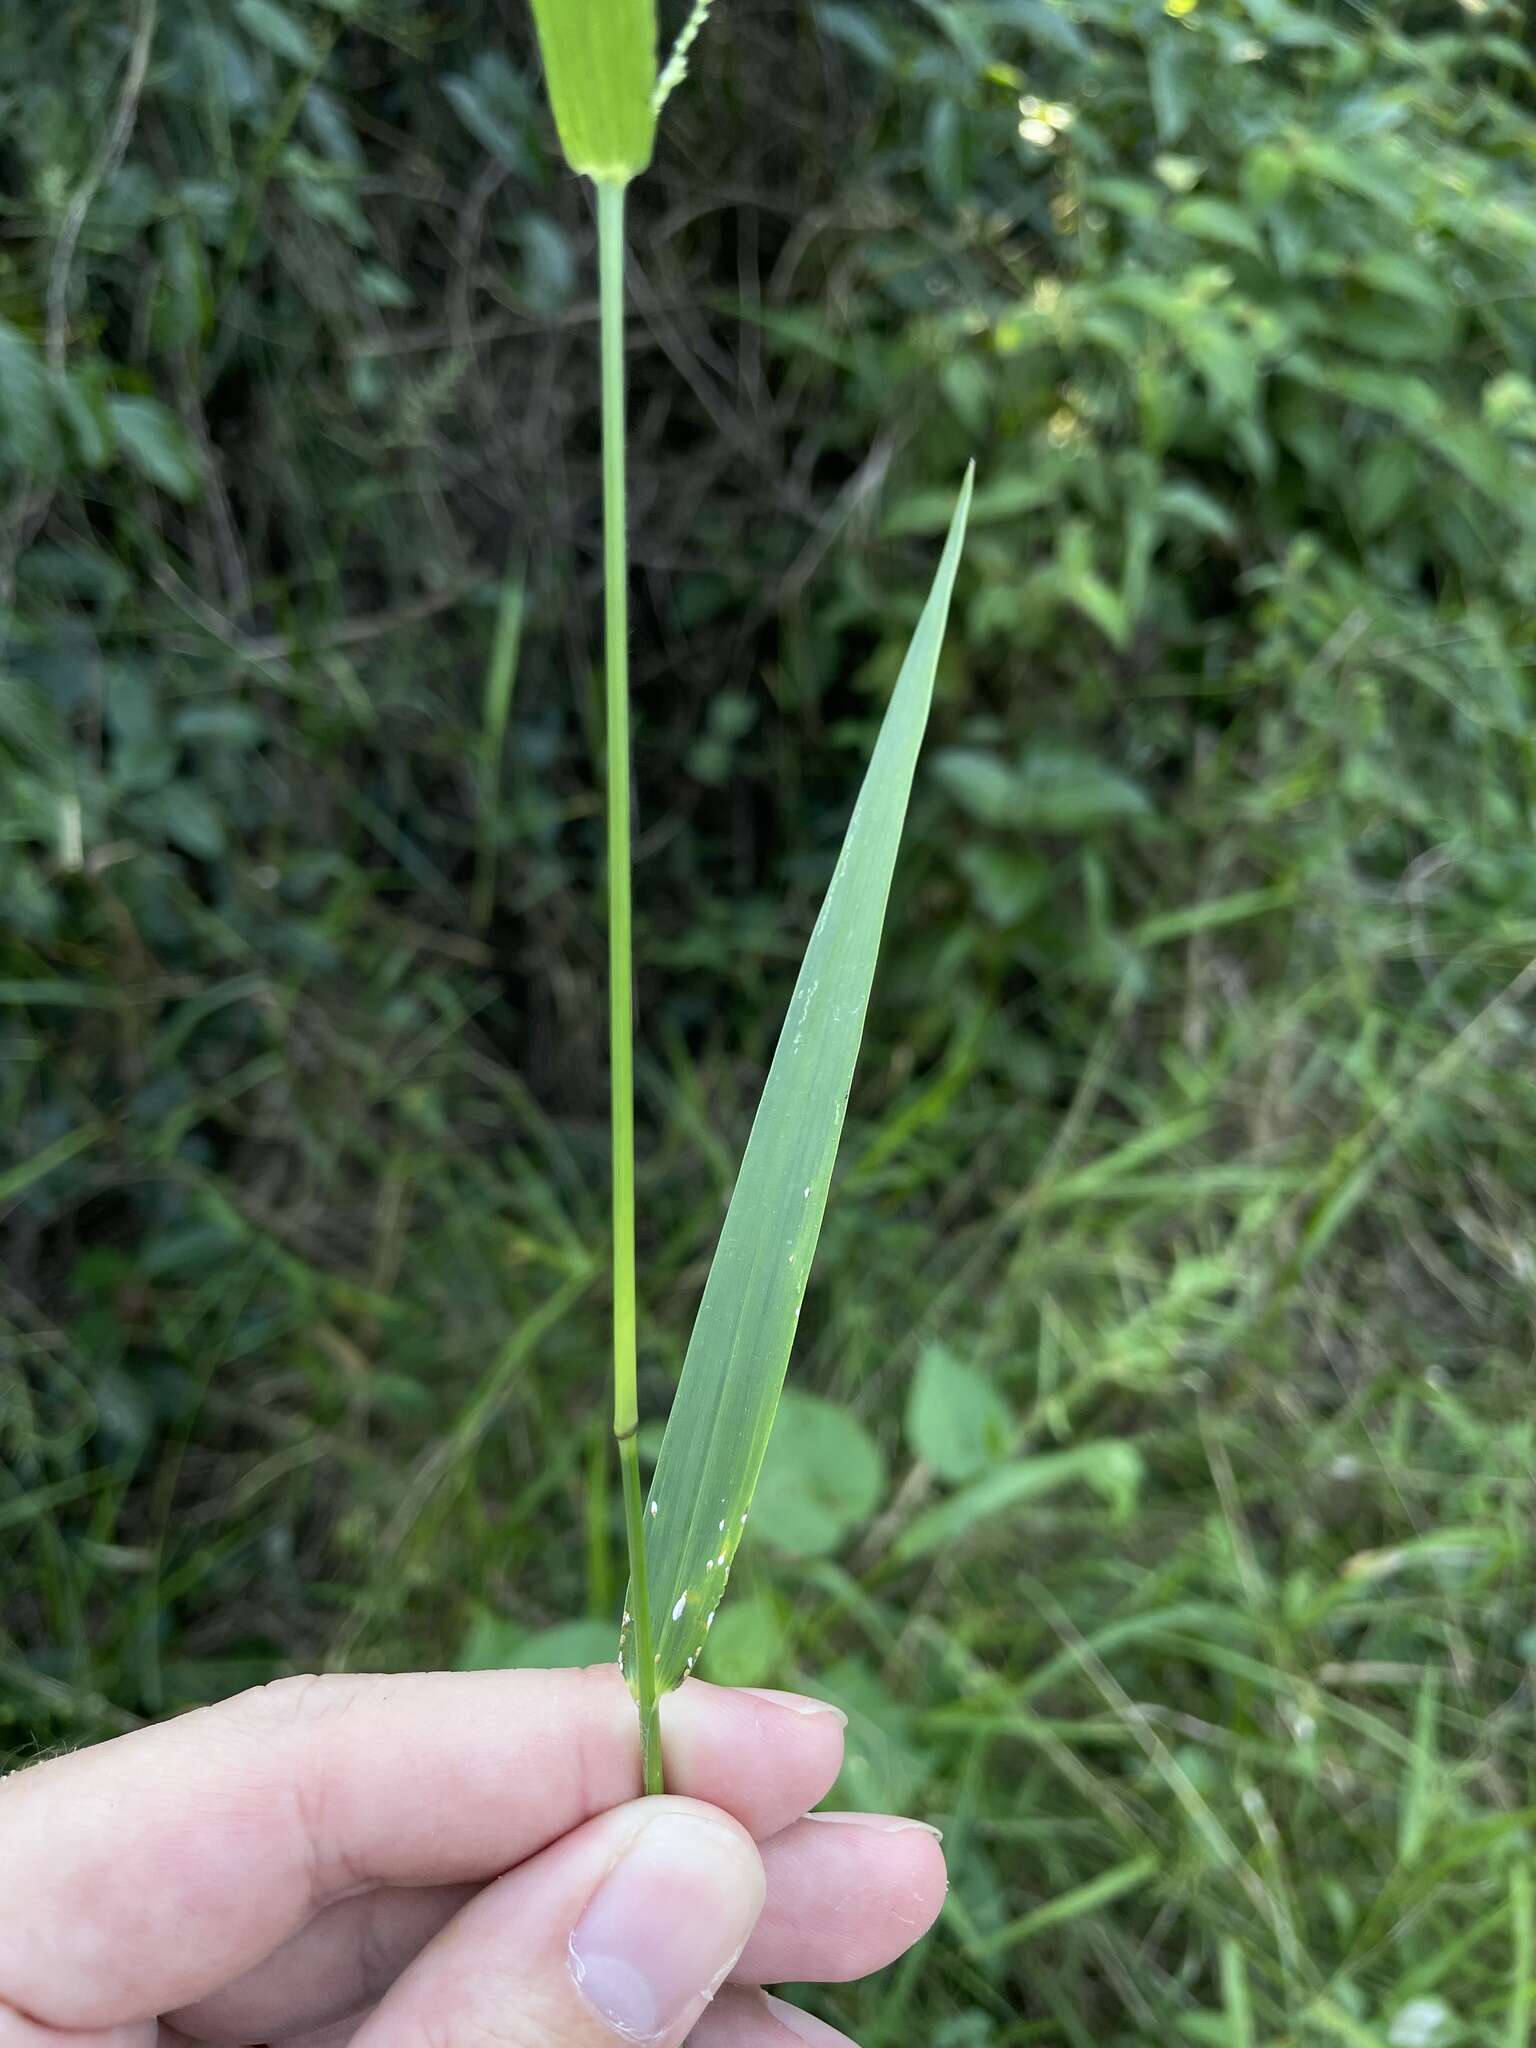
(804, 1810, 944, 1840)
(738, 1687, 848, 1726)
(569, 1811, 764, 2042)
(764, 1993, 845, 2046)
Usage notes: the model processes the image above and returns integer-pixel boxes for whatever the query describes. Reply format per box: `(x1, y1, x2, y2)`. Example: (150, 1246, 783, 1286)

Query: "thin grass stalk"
(598, 177, 662, 1795)
(472, 571, 525, 931)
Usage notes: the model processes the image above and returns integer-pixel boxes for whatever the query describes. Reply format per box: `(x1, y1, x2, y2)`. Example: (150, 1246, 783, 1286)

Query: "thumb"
(349, 1795, 767, 2048)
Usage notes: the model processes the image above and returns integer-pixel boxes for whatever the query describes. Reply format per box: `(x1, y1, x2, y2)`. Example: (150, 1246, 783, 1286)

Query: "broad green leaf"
(1437, 420, 1511, 504)
(1484, 371, 1536, 440)
(956, 844, 1048, 926)
(143, 782, 228, 860)
(0, 677, 65, 766)
(816, 4, 897, 70)
(936, 745, 1150, 836)
(457, 1612, 615, 1671)
(1241, 141, 1294, 210)
(1151, 153, 1203, 195)
(1356, 441, 1418, 537)
(1171, 197, 1265, 261)
(175, 704, 268, 748)
(528, 0, 658, 183)
(932, 747, 1017, 828)
(108, 397, 202, 501)
(234, 0, 319, 68)
(153, 217, 212, 352)
(820, 1656, 929, 1811)
(1057, 520, 1131, 648)
(623, 469, 972, 1697)
(754, 1392, 885, 1558)
(1156, 482, 1236, 543)
(905, 1343, 1012, 1482)
(700, 1591, 787, 1686)
(1147, 36, 1193, 146)
(1012, 747, 1151, 833)
(106, 666, 174, 795)
(56, 374, 113, 470)
(302, 85, 365, 168)
(0, 319, 56, 475)
(443, 54, 536, 173)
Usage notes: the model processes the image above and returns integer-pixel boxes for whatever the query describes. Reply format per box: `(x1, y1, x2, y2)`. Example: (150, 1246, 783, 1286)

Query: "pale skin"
(0, 1668, 947, 2048)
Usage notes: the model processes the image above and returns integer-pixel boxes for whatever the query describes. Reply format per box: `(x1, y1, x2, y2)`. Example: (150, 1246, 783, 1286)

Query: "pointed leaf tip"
(623, 468, 972, 1697)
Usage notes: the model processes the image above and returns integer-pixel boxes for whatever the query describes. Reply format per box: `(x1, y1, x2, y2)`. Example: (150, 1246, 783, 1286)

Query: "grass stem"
(598, 176, 662, 1795)
(620, 1431, 661, 1792)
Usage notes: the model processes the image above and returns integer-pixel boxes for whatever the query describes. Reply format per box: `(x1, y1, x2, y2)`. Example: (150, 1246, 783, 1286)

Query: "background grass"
(3, 2, 1535, 2045)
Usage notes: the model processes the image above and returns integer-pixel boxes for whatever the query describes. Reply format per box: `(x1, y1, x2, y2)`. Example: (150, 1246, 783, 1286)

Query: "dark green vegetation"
(3, 2, 1535, 2043)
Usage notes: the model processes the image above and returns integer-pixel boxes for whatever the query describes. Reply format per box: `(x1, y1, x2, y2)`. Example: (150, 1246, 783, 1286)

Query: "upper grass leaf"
(623, 467, 973, 1699)
(527, 0, 658, 184)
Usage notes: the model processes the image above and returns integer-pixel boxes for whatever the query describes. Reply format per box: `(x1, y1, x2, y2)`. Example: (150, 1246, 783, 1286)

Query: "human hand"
(0, 1668, 945, 2048)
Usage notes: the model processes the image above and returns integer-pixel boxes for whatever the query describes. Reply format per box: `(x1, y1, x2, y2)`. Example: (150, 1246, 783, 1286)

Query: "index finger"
(0, 1668, 844, 2033)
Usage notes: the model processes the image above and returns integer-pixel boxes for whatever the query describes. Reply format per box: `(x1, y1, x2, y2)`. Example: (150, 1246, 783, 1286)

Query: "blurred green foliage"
(3, 2, 1535, 2043)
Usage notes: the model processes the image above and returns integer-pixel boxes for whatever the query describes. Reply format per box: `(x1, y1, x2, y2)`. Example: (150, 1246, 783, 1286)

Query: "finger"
(690, 1988, 857, 2048)
(170, 1806, 942, 2044)
(169, 1886, 474, 2044)
(0, 1672, 842, 2033)
(253, 1983, 851, 2048)
(350, 1796, 764, 2048)
(739, 1813, 947, 1983)
(249, 2024, 360, 2048)
(0, 2020, 156, 2048)
(199, 1969, 863, 2048)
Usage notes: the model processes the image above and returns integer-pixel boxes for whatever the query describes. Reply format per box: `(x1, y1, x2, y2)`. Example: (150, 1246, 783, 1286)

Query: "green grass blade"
(1397, 1664, 1439, 1866)
(1508, 1860, 1534, 2048)
(967, 1852, 1160, 1958)
(623, 466, 973, 1699)
(1220, 1935, 1253, 2048)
